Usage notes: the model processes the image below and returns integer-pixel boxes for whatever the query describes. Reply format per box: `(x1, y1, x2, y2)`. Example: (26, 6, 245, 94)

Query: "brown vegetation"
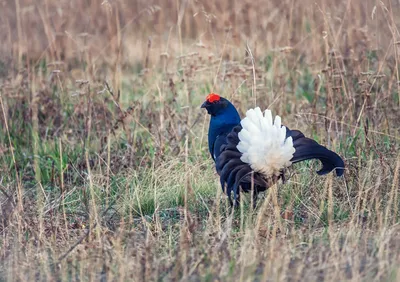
(0, 0, 400, 281)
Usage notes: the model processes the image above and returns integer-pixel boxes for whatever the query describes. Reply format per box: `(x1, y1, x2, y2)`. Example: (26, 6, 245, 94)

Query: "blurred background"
(1, 0, 399, 69)
(1, 1, 400, 281)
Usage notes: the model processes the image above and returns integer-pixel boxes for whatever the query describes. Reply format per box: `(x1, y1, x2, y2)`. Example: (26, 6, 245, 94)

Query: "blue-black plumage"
(201, 93, 345, 207)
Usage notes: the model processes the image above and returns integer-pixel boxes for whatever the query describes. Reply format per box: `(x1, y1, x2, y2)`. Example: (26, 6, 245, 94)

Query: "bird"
(201, 93, 345, 207)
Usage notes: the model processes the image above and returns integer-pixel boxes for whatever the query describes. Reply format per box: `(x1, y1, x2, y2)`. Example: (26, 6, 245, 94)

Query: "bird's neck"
(208, 105, 241, 155)
(209, 114, 240, 131)
(210, 104, 241, 131)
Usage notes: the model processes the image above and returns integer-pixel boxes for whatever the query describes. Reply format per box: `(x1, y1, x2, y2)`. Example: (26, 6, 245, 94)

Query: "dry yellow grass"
(1, 0, 400, 281)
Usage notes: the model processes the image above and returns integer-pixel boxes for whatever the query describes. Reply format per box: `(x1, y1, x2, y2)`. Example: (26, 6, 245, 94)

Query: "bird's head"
(200, 93, 235, 117)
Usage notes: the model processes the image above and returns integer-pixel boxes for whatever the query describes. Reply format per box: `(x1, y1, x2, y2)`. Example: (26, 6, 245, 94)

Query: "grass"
(1, 0, 400, 281)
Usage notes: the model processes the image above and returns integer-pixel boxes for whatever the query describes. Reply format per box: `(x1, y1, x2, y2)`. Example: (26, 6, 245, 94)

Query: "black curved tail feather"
(287, 129, 345, 176)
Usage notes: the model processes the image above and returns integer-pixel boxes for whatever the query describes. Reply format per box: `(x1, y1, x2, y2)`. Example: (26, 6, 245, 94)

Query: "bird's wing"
(215, 125, 270, 204)
(211, 134, 229, 161)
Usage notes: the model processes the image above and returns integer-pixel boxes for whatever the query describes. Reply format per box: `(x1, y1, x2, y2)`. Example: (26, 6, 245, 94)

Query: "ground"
(0, 0, 400, 281)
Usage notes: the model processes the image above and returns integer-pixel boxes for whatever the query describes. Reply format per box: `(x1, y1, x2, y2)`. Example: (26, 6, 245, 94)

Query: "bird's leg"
(232, 195, 240, 208)
(281, 171, 286, 184)
(252, 191, 258, 209)
(233, 196, 240, 208)
(228, 197, 234, 207)
(233, 184, 241, 207)
(225, 184, 234, 208)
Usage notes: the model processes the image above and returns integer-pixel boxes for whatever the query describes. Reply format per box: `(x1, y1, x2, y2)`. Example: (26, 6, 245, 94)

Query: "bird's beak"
(200, 101, 207, 109)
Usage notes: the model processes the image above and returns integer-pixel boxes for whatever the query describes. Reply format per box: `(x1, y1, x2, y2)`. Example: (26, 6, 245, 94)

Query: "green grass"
(1, 55, 399, 280)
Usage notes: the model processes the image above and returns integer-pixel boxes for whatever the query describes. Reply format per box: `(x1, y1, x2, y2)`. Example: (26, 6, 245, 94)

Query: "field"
(1, 0, 400, 281)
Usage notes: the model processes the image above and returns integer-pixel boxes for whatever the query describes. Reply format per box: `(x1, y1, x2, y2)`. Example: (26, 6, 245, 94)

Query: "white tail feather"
(236, 107, 295, 177)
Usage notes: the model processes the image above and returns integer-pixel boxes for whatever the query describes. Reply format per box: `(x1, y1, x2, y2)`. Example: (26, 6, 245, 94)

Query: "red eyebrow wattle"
(206, 93, 220, 102)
